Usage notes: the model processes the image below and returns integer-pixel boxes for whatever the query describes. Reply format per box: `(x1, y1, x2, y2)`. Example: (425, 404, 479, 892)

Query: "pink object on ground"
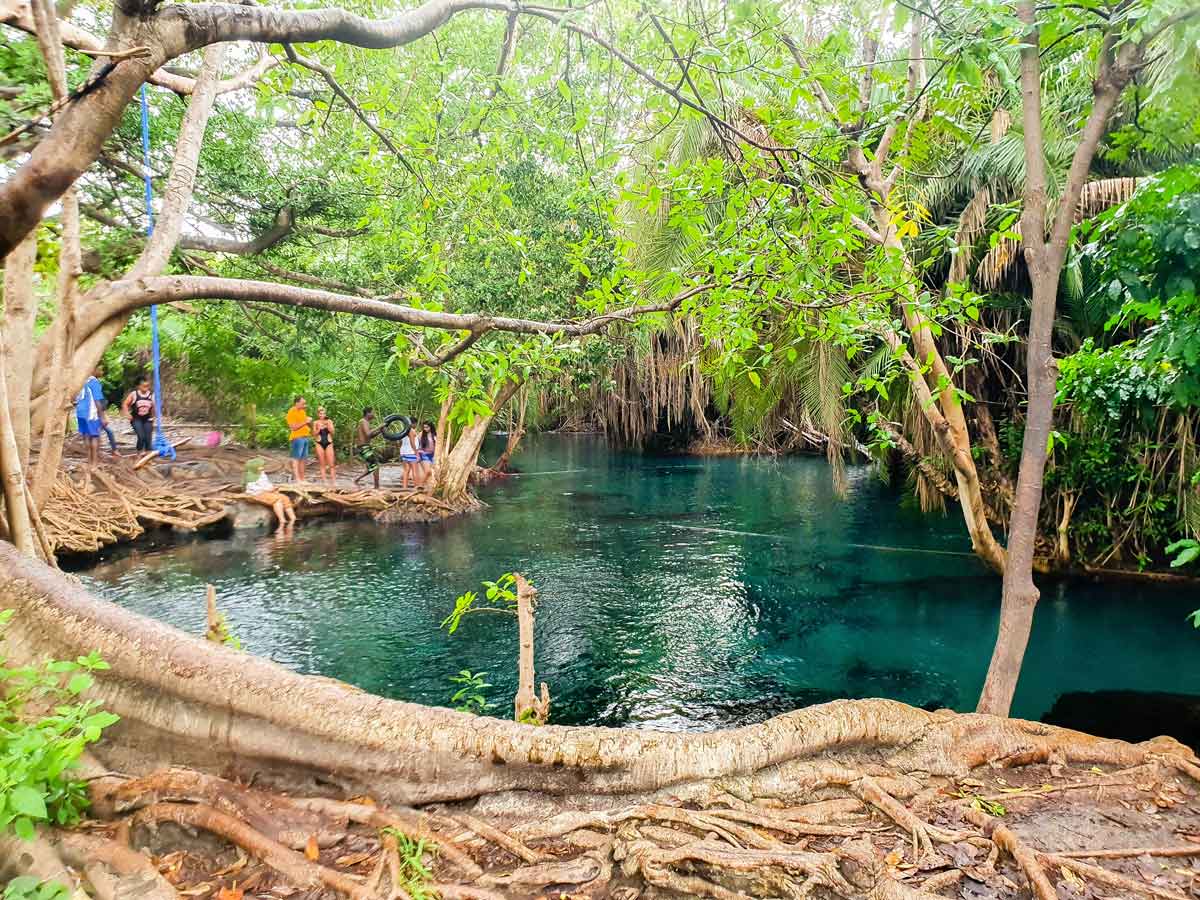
(205, 431, 222, 448)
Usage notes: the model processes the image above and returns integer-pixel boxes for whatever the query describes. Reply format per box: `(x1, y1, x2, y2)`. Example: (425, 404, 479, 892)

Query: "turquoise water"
(80, 435, 1200, 733)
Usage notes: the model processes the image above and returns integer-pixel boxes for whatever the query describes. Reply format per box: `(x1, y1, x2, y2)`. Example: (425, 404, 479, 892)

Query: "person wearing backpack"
(122, 376, 156, 452)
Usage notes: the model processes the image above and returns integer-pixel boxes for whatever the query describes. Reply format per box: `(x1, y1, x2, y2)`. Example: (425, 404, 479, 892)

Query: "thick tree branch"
(129, 44, 228, 279)
(0, 0, 277, 94)
(412, 329, 486, 367)
(177, 207, 296, 255)
(779, 35, 838, 119)
(157, 0, 512, 55)
(91, 275, 730, 342)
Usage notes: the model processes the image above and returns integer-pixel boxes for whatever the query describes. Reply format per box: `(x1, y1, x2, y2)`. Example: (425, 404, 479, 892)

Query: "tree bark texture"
(0, 332, 37, 555)
(1, 235, 38, 470)
(512, 573, 549, 725)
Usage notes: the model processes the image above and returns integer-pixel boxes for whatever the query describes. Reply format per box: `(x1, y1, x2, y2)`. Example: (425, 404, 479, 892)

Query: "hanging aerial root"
(129, 801, 373, 900)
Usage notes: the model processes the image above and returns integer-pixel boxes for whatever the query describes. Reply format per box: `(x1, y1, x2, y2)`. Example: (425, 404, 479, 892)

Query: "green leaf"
(67, 673, 93, 695)
(746, 370, 761, 389)
(9, 785, 48, 820)
(13, 816, 37, 841)
(1170, 545, 1199, 567)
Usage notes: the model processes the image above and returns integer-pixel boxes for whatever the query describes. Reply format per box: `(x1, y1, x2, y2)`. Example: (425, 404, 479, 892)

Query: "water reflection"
(81, 435, 1200, 734)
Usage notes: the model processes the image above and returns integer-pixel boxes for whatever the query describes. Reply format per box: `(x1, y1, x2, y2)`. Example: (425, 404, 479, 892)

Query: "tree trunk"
(1, 235, 38, 470)
(1056, 492, 1077, 565)
(28, 43, 225, 504)
(977, 3, 1130, 716)
(432, 380, 520, 502)
(853, 156, 1006, 573)
(493, 387, 528, 473)
(0, 328, 37, 555)
(512, 573, 549, 725)
(30, 197, 80, 508)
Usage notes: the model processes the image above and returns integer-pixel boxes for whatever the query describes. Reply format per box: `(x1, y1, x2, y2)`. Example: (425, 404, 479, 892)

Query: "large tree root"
(5, 546, 1200, 898)
(128, 802, 373, 900)
(4, 751, 1197, 900)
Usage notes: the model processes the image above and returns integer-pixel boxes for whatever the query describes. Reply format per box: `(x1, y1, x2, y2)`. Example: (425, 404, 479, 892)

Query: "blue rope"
(139, 84, 175, 461)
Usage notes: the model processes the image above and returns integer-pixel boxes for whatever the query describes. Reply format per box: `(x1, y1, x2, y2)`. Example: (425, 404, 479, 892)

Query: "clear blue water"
(80, 435, 1200, 733)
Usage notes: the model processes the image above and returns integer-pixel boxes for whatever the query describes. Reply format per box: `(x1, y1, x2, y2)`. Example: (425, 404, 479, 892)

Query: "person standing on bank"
(285, 396, 313, 482)
(313, 406, 336, 486)
(398, 416, 420, 489)
(122, 377, 155, 452)
(354, 407, 385, 489)
(75, 367, 107, 467)
(416, 420, 436, 487)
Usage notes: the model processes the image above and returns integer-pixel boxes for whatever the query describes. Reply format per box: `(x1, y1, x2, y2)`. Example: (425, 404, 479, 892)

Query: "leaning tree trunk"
(492, 386, 528, 474)
(27, 43, 225, 507)
(0, 331, 37, 555)
(432, 379, 520, 502)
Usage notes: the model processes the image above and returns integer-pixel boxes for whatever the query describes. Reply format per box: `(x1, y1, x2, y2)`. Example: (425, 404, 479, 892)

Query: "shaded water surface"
(81, 435, 1200, 734)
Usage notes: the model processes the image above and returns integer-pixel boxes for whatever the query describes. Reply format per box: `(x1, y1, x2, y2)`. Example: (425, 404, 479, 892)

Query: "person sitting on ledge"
(243, 458, 296, 528)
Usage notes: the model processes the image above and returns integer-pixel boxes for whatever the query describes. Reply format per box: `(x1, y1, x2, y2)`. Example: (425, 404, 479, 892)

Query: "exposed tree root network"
(35, 442, 459, 556)
(3, 544, 1199, 899)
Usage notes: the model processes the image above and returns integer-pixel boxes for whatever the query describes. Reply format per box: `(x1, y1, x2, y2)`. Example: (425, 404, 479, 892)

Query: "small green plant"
(440, 573, 520, 634)
(3, 879, 70, 900)
(205, 586, 243, 650)
(205, 610, 243, 650)
(0, 609, 120, 840)
(448, 670, 494, 715)
(380, 828, 437, 900)
(970, 796, 1007, 817)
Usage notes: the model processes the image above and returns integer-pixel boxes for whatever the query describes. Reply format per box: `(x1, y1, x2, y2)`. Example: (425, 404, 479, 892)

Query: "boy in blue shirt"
(75, 367, 108, 466)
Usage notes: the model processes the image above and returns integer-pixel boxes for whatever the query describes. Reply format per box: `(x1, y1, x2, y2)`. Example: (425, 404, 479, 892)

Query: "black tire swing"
(380, 415, 412, 441)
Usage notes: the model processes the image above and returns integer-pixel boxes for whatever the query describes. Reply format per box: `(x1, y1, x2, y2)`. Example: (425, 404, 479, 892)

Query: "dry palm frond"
(976, 221, 1023, 291)
(989, 108, 1011, 144)
(948, 186, 992, 285)
(592, 319, 712, 445)
(1078, 177, 1139, 218)
(973, 177, 1138, 290)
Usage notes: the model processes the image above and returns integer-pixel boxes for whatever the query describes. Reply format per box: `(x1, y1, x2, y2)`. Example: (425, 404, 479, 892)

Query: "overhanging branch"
(95, 275, 733, 345)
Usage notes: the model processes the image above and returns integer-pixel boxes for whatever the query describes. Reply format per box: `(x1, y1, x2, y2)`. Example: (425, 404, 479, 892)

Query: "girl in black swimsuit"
(314, 406, 336, 486)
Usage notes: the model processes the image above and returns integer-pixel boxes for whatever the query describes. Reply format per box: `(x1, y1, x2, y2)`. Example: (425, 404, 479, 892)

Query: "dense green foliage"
(0, 610, 118, 841)
(1043, 168, 1200, 568)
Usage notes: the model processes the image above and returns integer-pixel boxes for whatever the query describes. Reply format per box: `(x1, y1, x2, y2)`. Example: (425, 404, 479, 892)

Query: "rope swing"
(138, 84, 175, 461)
